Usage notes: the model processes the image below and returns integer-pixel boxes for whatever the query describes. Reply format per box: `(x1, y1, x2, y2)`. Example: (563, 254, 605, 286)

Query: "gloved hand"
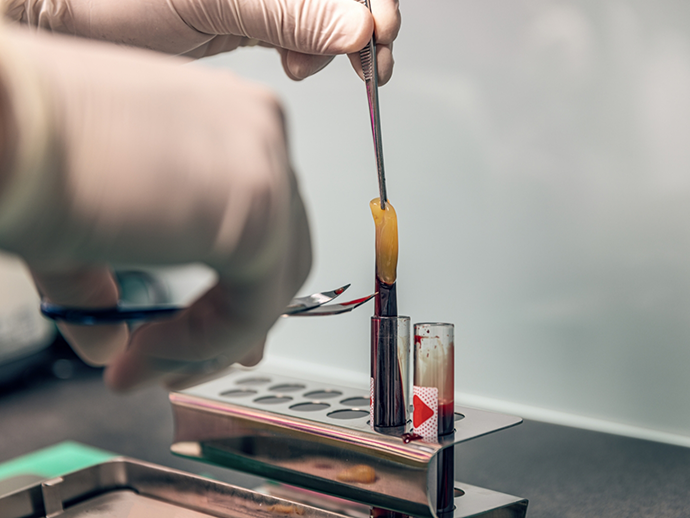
(0, 26, 311, 390)
(5, 0, 401, 84)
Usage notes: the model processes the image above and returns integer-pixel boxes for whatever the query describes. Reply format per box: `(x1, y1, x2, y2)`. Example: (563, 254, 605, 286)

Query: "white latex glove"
(0, 26, 311, 390)
(5, 0, 401, 84)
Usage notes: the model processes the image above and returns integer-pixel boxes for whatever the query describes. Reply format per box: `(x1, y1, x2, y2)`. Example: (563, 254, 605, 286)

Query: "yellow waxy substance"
(370, 198, 398, 285)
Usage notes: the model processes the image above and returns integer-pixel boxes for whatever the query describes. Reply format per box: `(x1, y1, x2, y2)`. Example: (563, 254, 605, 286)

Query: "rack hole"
(290, 402, 330, 412)
(219, 389, 257, 397)
(269, 383, 306, 392)
(454, 413, 465, 421)
(236, 377, 271, 385)
(304, 390, 343, 399)
(327, 409, 369, 420)
(254, 396, 293, 405)
(340, 397, 370, 407)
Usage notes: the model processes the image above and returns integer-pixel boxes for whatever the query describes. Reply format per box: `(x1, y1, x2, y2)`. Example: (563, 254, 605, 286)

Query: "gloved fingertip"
(347, 52, 366, 82)
(378, 64, 393, 85)
(376, 45, 395, 85)
(351, 19, 376, 54)
(286, 53, 335, 81)
(103, 350, 154, 392)
(370, 0, 402, 45)
(327, 4, 374, 54)
(238, 341, 266, 367)
(61, 324, 130, 367)
(279, 49, 302, 81)
(103, 364, 133, 393)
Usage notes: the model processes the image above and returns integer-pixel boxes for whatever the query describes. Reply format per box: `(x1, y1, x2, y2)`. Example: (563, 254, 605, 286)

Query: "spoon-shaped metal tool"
(283, 284, 350, 315)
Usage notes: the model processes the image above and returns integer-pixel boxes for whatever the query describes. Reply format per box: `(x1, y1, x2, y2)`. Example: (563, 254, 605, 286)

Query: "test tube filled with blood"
(413, 323, 455, 516)
(370, 315, 410, 434)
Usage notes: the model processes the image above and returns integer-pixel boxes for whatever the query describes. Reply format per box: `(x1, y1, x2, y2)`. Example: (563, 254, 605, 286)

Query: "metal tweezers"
(358, 0, 388, 209)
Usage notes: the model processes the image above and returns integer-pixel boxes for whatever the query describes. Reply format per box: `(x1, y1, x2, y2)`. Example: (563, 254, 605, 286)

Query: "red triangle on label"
(413, 394, 434, 428)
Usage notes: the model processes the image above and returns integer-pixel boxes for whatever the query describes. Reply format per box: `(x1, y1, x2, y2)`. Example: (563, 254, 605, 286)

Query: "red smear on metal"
(342, 294, 375, 306)
(401, 433, 423, 444)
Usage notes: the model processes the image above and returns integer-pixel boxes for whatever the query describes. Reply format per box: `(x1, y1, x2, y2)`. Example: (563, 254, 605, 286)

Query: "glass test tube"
(370, 316, 411, 435)
(413, 323, 455, 436)
(413, 323, 455, 516)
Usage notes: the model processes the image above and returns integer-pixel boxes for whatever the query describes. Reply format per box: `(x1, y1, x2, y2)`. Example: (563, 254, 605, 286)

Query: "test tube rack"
(170, 368, 529, 518)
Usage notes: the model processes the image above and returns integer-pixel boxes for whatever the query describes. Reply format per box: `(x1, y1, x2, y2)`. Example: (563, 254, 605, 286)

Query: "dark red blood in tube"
(371, 315, 406, 432)
(438, 400, 455, 437)
(375, 277, 397, 317)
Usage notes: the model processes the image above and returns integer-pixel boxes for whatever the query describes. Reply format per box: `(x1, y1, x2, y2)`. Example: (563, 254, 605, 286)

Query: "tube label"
(413, 385, 438, 439)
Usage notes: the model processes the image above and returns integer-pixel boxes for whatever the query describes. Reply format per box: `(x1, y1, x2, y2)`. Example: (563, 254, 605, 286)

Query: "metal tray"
(0, 458, 527, 518)
(0, 457, 349, 518)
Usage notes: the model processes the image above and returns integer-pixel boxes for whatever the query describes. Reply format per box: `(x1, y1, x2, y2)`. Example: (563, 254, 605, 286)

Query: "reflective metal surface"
(0, 458, 526, 518)
(0, 458, 349, 518)
(170, 368, 525, 518)
(284, 285, 351, 315)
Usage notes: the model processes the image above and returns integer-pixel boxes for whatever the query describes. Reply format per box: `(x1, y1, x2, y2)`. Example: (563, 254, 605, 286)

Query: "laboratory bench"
(1, 368, 689, 518)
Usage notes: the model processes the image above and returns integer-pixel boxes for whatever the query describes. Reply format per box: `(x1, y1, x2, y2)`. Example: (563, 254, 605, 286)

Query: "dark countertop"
(1, 371, 689, 518)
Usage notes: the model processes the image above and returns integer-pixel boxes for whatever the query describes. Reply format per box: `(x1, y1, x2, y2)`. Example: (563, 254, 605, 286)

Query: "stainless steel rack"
(170, 368, 528, 518)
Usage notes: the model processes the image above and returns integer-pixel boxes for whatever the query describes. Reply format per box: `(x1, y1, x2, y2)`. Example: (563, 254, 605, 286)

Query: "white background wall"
(203, 0, 690, 446)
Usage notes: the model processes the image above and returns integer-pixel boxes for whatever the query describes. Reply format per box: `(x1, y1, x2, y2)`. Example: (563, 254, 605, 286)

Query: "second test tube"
(413, 323, 455, 517)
